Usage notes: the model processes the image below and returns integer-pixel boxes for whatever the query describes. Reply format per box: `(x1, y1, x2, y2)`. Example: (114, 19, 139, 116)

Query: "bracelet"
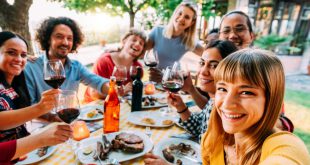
(177, 106, 188, 114)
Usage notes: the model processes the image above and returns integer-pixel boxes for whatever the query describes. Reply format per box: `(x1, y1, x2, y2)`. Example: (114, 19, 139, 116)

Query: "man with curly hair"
(24, 17, 109, 122)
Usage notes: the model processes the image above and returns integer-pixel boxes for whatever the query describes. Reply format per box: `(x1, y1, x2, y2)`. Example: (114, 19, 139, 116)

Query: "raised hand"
(35, 123, 72, 146)
(144, 153, 171, 165)
(36, 89, 61, 113)
(167, 93, 187, 112)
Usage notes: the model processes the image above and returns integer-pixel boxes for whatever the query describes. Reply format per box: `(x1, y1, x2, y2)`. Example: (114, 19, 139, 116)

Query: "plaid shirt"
(0, 82, 29, 142)
(178, 99, 213, 143)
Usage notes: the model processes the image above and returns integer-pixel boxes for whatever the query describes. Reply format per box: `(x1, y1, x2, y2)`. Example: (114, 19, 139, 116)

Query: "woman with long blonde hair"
(146, 2, 204, 82)
(201, 48, 310, 164)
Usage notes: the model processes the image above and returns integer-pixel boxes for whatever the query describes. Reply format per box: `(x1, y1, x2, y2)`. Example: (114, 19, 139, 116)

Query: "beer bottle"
(131, 67, 143, 112)
(104, 76, 120, 133)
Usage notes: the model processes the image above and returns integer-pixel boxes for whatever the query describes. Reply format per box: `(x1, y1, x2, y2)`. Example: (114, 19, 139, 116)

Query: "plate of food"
(78, 105, 103, 121)
(76, 131, 153, 164)
(127, 111, 176, 127)
(153, 138, 202, 165)
(16, 146, 57, 165)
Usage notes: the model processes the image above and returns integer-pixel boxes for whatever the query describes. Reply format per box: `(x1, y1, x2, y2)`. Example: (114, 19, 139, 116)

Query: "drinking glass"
(56, 90, 80, 149)
(129, 65, 138, 81)
(144, 50, 159, 68)
(160, 65, 184, 114)
(112, 66, 127, 86)
(44, 59, 66, 89)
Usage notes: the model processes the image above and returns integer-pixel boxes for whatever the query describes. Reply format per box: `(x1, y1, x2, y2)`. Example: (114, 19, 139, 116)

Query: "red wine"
(57, 108, 80, 124)
(116, 80, 123, 86)
(145, 62, 158, 67)
(130, 75, 137, 81)
(44, 76, 65, 89)
(162, 82, 183, 93)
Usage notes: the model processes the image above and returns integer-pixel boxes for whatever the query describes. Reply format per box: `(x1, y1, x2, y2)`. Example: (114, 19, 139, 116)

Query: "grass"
(285, 88, 310, 109)
(284, 88, 310, 152)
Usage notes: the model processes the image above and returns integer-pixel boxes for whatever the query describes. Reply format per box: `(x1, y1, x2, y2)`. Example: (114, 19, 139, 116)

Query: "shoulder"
(261, 131, 310, 164)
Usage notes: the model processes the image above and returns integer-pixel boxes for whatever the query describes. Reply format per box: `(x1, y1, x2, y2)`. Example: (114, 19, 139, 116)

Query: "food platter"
(76, 131, 153, 164)
(16, 146, 57, 165)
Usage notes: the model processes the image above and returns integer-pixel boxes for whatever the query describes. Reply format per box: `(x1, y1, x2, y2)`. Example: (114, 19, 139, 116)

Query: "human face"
(49, 24, 73, 59)
(0, 38, 27, 79)
(173, 6, 195, 33)
(215, 78, 265, 135)
(122, 35, 145, 58)
(219, 14, 254, 49)
(198, 48, 222, 95)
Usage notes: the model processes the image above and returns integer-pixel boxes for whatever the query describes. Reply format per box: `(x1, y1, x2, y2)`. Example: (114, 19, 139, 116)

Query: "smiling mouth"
(222, 112, 245, 120)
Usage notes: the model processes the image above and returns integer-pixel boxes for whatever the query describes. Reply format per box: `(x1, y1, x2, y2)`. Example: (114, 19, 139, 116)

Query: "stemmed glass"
(44, 59, 66, 89)
(144, 50, 159, 68)
(160, 65, 184, 115)
(56, 90, 80, 149)
(112, 66, 127, 87)
(129, 65, 138, 81)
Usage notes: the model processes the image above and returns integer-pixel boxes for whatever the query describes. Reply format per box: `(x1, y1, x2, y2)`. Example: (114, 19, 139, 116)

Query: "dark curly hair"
(0, 31, 28, 49)
(35, 17, 84, 53)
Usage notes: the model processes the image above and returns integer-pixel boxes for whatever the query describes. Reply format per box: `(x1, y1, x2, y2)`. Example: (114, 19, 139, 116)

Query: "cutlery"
(174, 150, 202, 164)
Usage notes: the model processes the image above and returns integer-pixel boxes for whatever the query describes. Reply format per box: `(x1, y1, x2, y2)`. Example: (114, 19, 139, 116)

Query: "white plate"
(127, 111, 176, 127)
(153, 138, 202, 164)
(16, 146, 57, 165)
(78, 105, 103, 121)
(76, 131, 153, 164)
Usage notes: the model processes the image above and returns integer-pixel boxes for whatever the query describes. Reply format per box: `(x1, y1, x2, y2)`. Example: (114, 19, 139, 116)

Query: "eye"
(6, 51, 17, 56)
(217, 87, 227, 92)
(221, 29, 230, 34)
(209, 63, 218, 69)
(241, 91, 254, 95)
(199, 60, 205, 66)
(67, 37, 73, 41)
(21, 53, 28, 58)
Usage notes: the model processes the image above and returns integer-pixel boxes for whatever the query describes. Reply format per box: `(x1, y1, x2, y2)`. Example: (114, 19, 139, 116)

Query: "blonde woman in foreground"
(201, 48, 310, 164)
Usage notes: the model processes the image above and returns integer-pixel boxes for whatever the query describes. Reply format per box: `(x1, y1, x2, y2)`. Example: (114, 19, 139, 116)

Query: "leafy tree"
(0, 0, 34, 54)
(55, 0, 157, 28)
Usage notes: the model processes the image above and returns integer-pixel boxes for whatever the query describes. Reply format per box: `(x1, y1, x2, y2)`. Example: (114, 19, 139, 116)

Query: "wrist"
(177, 106, 188, 114)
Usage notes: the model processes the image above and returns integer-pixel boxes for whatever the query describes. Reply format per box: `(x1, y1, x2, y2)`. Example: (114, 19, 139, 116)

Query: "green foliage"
(201, 0, 216, 19)
(153, 0, 182, 23)
(254, 34, 292, 50)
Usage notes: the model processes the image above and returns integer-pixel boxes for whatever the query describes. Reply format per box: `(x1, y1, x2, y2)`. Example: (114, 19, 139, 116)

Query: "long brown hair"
(163, 2, 197, 50)
(201, 48, 285, 164)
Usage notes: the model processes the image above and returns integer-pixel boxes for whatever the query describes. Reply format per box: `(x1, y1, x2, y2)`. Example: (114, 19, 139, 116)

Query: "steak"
(112, 133, 144, 153)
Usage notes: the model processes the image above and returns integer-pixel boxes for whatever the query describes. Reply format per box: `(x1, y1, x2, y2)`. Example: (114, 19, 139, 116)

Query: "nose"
(200, 64, 211, 76)
(221, 91, 238, 110)
(62, 38, 69, 45)
(228, 31, 239, 40)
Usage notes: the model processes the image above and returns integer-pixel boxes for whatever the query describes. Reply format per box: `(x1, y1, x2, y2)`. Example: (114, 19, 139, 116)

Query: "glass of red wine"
(129, 65, 138, 81)
(56, 90, 80, 148)
(144, 50, 159, 82)
(44, 59, 66, 89)
(112, 66, 127, 86)
(160, 65, 184, 115)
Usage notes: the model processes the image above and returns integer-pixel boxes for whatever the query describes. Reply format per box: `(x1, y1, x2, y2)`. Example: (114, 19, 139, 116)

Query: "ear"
(250, 32, 255, 41)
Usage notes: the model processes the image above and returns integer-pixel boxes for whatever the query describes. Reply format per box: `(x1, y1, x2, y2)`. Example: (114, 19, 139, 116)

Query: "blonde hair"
(201, 48, 285, 165)
(163, 2, 197, 50)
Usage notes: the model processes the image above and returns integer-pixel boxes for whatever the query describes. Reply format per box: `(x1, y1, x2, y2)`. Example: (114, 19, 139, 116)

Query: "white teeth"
(224, 113, 243, 119)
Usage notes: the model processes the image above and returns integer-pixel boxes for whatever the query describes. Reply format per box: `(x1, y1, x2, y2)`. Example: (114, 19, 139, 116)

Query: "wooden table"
(34, 100, 196, 165)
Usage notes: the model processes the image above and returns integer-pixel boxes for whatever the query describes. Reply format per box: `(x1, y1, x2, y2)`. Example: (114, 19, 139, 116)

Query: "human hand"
(149, 68, 163, 83)
(123, 82, 133, 94)
(36, 89, 61, 114)
(36, 123, 72, 146)
(144, 153, 171, 165)
(167, 93, 187, 111)
(182, 72, 195, 93)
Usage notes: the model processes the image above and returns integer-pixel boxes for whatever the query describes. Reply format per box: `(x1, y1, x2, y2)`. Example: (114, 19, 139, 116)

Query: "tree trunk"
(129, 12, 135, 28)
(0, 0, 34, 55)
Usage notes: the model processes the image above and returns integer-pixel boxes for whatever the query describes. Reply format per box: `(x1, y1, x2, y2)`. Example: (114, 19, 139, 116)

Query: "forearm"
(12, 134, 44, 160)
(179, 107, 192, 121)
(90, 88, 106, 100)
(0, 104, 43, 130)
(188, 87, 208, 109)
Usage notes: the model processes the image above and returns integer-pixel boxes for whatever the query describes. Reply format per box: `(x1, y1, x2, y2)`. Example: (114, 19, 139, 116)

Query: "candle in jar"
(72, 121, 90, 141)
(144, 83, 155, 95)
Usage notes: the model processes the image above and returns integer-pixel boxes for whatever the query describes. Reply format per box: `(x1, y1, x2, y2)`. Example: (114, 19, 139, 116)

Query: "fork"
(145, 126, 152, 138)
(174, 150, 202, 164)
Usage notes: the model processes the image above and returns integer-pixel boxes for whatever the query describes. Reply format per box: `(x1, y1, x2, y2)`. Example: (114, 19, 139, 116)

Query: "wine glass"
(56, 90, 80, 149)
(144, 50, 159, 68)
(129, 65, 138, 81)
(44, 59, 66, 89)
(160, 65, 184, 115)
(112, 66, 127, 86)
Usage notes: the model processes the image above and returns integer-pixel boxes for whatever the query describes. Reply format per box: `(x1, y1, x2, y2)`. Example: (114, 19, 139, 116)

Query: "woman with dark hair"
(201, 49, 310, 164)
(0, 31, 71, 164)
(144, 40, 238, 165)
(84, 28, 147, 102)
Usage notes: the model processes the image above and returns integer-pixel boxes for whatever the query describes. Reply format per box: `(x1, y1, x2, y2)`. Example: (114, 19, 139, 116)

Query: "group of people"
(0, 1, 309, 165)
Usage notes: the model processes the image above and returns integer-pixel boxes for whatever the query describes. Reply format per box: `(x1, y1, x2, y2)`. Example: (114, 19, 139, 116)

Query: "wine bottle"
(131, 67, 143, 112)
(104, 76, 120, 133)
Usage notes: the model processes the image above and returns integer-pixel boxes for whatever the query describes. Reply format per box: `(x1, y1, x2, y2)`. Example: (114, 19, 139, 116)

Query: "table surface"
(30, 98, 199, 165)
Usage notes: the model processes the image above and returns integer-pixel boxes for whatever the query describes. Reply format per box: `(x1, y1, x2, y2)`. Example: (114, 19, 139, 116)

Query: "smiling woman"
(201, 48, 310, 165)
